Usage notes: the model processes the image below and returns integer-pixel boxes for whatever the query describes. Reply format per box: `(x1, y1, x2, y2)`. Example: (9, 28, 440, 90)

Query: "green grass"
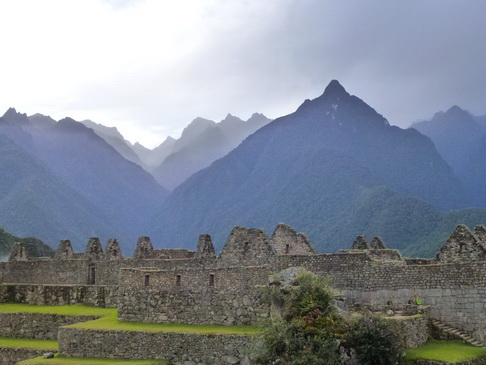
(404, 340, 486, 363)
(0, 303, 115, 317)
(69, 314, 261, 335)
(16, 354, 167, 364)
(0, 336, 57, 350)
(0, 303, 260, 336)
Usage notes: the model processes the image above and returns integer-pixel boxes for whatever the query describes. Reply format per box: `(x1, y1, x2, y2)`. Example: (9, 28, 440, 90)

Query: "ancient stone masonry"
(104, 238, 123, 260)
(1, 223, 486, 348)
(271, 223, 316, 255)
(54, 240, 74, 260)
(8, 242, 28, 262)
(436, 224, 486, 262)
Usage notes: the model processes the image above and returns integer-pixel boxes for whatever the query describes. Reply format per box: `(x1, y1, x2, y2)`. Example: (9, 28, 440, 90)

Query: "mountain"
(152, 113, 272, 190)
(132, 137, 177, 168)
(0, 227, 54, 259)
(0, 110, 168, 250)
(0, 133, 123, 250)
(147, 80, 473, 254)
(411, 106, 486, 207)
(79, 119, 145, 167)
(411, 106, 484, 173)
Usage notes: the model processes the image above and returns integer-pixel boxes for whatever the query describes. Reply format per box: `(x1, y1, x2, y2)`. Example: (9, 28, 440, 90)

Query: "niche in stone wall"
(285, 244, 290, 254)
(144, 275, 150, 286)
(209, 274, 215, 287)
(88, 265, 96, 285)
(176, 274, 181, 287)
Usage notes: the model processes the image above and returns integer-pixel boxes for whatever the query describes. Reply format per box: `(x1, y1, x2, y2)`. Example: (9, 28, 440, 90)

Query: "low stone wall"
(0, 348, 46, 365)
(119, 288, 269, 325)
(0, 312, 99, 340)
(118, 266, 272, 325)
(343, 287, 486, 344)
(0, 284, 119, 307)
(389, 314, 429, 349)
(58, 327, 257, 364)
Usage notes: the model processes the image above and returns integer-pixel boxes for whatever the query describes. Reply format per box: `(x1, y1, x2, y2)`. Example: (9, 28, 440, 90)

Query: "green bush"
(255, 272, 343, 364)
(344, 314, 404, 365)
(257, 272, 405, 364)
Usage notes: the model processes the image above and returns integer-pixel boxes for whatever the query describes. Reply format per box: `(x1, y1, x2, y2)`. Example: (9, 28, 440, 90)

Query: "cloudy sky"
(1, 0, 485, 148)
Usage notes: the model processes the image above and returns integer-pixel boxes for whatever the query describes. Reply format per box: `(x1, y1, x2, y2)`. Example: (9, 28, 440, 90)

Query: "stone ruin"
(1, 223, 486, 349)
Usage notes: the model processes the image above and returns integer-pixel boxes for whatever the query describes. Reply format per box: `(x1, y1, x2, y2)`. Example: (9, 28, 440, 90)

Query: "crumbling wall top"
(133, 236, 155, 259)
(271, 223, 316, 255)
(54, 240, 74, 260)
(8, 242, 28, 262)
(85, 237, 103, 262)
(351, 235, 370, 250)
(219, 226, 277, 265)
(104, 238, 123, 260)
(436, 225, 486, 262)
(195, 234, 216, 259)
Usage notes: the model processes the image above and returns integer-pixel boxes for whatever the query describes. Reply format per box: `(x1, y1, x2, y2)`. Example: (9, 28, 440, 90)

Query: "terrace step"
(432, 319, 485, 348)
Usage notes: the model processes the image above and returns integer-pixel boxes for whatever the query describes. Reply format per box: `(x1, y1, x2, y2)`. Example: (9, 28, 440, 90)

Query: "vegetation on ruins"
(344, 314, 403, 365)
(255, 271, 405, 364)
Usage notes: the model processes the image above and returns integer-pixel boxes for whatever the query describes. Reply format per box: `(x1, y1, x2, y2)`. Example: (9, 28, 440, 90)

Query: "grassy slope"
(0, 337, 57, 350)
(404, 340, 486, 363)
(0, 303, 114, 317)
(0, 303, 260, 336)
(17, 354, 167, 364)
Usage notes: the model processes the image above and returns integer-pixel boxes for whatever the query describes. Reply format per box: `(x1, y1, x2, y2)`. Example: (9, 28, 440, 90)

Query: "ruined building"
(1, 223, 486, 362)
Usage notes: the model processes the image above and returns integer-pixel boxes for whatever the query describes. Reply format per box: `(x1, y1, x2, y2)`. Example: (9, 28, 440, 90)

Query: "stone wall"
(0, 348, 46, 365)
(389, 314, 429, 349)
(58, 327, 256, 364)
(0, 284, 119, 307)
(0, 312, 98, 340)
(271, 223, 316, 255)
(118, 266, 272, 325)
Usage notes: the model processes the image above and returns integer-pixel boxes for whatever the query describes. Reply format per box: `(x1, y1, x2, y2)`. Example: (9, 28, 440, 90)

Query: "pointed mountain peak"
(221, 113, 243, 124)
(57, 117, 94, 134)
(444, 105, 472, 118)
(164, 136, 176, 143)
(2, 107, 30, 125)
(323, 79, 349, 98)
(429, 105, 475, 126)
(3, 107, 18, 117)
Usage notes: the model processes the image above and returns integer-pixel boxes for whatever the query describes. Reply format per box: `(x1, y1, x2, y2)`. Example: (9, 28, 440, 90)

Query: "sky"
(1, 0, 485, 148)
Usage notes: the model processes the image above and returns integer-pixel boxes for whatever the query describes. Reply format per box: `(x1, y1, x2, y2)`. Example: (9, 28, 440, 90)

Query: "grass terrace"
(17, 354, 167, 364)
(0, 303, 114, 317)
(0, 337, 57, 351)
(0, 303, 261, 336)
(404, 340, 486, 363)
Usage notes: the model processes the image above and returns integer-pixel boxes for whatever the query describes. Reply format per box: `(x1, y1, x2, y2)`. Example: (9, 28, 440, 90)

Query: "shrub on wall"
(255, 270, 405, 364)
(344, 314, 404, 365)
(255, 271, 344, 364)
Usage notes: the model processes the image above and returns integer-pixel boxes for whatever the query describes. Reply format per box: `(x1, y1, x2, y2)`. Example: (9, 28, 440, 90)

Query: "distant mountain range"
(0, 109, 166, 251)
(412, 106, 486, 207)
(145, 80, 486, 257)
(1, 80, 485, 257)
(151, 113, 272, 190)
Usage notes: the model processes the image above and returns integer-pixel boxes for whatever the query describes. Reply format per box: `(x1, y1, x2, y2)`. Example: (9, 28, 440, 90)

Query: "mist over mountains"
(1, 80, 485, 257)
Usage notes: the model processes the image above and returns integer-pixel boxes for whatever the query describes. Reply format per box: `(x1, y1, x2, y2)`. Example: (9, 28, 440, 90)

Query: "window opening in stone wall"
(285, 244, 290, 254)
(209, 274, 215, 287)
(176, 274, 181, 287)
(88, 266, 96, 285)
(144, 275, 150, 286)
(243, 242, 249, 254)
